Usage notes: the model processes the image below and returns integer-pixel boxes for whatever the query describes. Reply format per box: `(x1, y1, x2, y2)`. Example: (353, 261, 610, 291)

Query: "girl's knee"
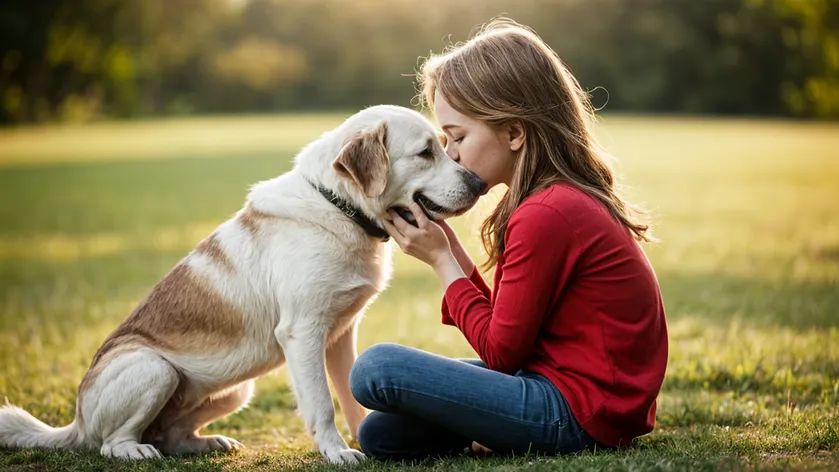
(358, 342, 411, 365)
(350, 343, 407, 407)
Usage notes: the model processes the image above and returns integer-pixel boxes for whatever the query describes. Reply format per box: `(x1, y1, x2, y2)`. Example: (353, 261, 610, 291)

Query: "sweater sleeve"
(443, 203, 579, 373)
(441, 265, 491, 326)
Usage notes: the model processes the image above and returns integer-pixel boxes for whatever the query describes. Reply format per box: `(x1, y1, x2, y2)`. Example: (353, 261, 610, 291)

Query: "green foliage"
(755, 0, 839, 117)
(1, 0, 838, 124)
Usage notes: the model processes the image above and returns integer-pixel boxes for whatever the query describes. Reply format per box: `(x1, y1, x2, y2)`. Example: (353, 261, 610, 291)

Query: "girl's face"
(434, 90, 524, 189)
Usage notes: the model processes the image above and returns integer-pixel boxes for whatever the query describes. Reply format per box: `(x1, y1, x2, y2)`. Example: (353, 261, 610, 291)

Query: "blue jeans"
(349, 343, 597, 461)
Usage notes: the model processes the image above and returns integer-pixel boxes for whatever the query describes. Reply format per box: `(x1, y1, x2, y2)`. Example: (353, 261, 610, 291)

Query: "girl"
(349, 18, 668, 460)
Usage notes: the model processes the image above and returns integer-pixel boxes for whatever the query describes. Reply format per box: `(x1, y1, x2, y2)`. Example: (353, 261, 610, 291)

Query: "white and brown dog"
(0, 105, 486, 464)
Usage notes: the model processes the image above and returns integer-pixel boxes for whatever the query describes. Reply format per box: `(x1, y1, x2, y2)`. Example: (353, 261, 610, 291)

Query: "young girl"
(349, 18, 668, 460)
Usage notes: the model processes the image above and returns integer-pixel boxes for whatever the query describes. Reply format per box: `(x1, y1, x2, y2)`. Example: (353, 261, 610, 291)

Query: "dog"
(0, 105, 486, 464)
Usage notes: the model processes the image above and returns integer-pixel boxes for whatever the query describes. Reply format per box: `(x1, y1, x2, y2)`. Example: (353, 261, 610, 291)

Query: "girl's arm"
(441, 203, 579, 373)
(438, 220, 492, 299)
(438, 221, 476, 275)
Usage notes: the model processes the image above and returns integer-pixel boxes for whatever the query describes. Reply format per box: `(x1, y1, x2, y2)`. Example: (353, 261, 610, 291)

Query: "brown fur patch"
(333, 121, 389, 198)
(78, 264, 245, 396)
(238, 203, 276, 236)
(194, 233, 234, 272)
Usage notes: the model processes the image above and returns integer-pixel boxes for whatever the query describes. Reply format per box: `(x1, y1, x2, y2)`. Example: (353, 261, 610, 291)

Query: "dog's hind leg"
(80, 350, 179, 459)
(156, 380, 253, 455)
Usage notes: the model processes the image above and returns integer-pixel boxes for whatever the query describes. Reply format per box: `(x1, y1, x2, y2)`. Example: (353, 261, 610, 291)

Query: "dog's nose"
(462, 170, 488, 196)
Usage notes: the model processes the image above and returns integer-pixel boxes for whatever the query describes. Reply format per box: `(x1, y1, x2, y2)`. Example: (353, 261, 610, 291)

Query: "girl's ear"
(508, 121, 525, 152)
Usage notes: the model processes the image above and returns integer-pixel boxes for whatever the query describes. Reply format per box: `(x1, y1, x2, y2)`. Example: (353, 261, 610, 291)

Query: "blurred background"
(1, 1, 838, 470)
(1, 0, 838, 124)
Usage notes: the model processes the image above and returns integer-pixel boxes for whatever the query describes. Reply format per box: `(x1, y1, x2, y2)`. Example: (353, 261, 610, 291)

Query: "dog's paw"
(316, 426, 365, 464)
(168, 434, 244, 455)
(322, 446, 366, 465)
(101, 441, 163, 460)
(199, 434, 244, 453)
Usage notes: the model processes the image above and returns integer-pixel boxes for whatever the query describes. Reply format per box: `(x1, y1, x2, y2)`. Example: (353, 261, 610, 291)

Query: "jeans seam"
(541, 377, 555, 423)
(531, 376, 561, 427)
(374, 385, 556, 428)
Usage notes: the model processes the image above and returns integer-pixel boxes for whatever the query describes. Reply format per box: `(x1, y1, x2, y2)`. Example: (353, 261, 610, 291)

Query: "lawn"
(0, 113, 837, 471)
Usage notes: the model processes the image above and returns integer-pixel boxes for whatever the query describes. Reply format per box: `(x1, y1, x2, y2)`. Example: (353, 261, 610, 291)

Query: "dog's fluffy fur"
(0, 105, 483, 464)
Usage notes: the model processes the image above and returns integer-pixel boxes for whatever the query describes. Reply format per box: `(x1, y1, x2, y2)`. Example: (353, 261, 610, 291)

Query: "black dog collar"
(309, 180, 390, 242)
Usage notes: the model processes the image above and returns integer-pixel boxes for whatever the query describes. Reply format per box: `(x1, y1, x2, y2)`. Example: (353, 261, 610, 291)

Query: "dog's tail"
(0, 401, 84, 450)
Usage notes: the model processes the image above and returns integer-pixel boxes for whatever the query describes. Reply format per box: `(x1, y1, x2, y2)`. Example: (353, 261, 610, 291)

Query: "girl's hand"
(383, 203, 451, 267)
(384, 203, 467, 289)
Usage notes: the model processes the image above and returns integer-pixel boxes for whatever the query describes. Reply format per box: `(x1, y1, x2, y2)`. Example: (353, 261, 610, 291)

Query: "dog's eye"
(418, 147, 434, 159)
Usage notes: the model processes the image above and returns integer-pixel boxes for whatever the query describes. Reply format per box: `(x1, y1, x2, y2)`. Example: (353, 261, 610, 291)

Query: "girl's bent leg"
(354, 356, 484, 460)
(350, 343, 592, 459)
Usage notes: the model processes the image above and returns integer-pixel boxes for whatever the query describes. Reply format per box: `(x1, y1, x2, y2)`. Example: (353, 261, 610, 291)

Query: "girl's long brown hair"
(417, 18, 651, 269)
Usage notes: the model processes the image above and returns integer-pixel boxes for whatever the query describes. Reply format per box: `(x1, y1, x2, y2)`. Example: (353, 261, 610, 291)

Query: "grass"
(0, 113, 837, 471)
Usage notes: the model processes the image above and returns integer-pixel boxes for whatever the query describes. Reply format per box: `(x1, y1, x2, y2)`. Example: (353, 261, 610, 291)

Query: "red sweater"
(442, 182, 668, 447)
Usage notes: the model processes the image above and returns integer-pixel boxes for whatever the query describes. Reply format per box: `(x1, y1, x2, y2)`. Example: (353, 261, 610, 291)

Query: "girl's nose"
(446, 146, 458, 162)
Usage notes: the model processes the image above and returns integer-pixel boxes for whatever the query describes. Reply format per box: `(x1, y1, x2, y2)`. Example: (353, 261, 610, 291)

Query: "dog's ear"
(333, 121, 389, 198)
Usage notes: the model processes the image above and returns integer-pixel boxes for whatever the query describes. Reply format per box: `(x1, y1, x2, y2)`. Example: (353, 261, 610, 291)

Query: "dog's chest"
(325, 282, 378, 343)
(313, 241, 391, 338)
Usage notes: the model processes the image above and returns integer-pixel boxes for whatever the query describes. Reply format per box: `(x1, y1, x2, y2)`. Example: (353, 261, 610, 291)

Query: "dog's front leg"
(326, 321, 367, 440)
(275, 324, 365, 465)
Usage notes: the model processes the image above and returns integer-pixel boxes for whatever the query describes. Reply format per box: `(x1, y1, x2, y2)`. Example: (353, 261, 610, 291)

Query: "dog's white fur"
(0, 105, 483, 464)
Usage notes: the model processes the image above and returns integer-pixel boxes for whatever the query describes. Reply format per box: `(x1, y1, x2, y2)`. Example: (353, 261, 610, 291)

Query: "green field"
(0, 114, 837, 471)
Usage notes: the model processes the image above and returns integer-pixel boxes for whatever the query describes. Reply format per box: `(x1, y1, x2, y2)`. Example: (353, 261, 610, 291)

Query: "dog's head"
(327, 105, 486, 223)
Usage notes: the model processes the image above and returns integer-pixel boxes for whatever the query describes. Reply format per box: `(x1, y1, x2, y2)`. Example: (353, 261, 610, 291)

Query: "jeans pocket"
(536, 376, 570, 428)
(547, 383, 593, 454)
(526, 374, 567, 428)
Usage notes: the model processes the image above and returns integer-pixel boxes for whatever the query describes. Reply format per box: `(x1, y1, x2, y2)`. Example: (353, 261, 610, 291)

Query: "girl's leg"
(356, 411, 470, 461)
(350, 343, 593, 460)
(354, 358, 486, 461)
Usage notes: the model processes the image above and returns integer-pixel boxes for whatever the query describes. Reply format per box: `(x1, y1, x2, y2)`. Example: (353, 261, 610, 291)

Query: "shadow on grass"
(656, 270, 838, 330)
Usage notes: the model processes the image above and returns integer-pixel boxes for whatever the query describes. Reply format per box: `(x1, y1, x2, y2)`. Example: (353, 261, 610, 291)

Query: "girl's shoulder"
(509, 182, 634, 252)
(518, 181, 605, 219)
